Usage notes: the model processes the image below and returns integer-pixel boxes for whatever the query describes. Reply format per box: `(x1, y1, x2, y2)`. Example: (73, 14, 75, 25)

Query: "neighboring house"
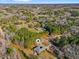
(55, 18, 68, 26)
(70, 26, 79, 35)
(20, 16, 28, 20)
(63, 45, 79, 59)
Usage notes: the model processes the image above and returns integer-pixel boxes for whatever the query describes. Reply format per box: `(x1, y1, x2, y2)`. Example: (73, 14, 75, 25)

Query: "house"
(33, 39, 51, 55)
(34, 45, 47, 55)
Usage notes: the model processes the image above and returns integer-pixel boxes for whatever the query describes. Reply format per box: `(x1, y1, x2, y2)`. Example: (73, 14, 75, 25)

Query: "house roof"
(34, 45, 47, 54)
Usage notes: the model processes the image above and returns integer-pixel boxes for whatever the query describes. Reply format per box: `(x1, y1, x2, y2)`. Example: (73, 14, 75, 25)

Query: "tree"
(44, 22, 53, 35)
(13, 28, 39, 48)
(6, 47, 13, 55)
(70, 10, 79, 17)
(44, 22, 66, 35)
(54, 35, 79, 47)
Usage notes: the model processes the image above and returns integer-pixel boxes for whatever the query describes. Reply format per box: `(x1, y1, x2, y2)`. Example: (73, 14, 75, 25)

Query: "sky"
(0, 0, 79, 4)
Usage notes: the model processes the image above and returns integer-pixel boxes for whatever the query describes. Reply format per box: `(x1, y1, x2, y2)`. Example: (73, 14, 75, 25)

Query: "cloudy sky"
(0, 0, 79, 4)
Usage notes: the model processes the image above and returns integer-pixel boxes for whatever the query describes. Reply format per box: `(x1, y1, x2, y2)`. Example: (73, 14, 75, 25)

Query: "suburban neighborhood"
(0, 4, 79, 59)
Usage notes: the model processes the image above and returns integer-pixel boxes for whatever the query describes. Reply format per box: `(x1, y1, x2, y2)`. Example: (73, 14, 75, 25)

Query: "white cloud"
(13, 0, 31, 2)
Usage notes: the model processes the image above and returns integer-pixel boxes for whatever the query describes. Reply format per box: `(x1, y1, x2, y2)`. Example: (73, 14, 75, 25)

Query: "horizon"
(0, 0, 79, 4)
